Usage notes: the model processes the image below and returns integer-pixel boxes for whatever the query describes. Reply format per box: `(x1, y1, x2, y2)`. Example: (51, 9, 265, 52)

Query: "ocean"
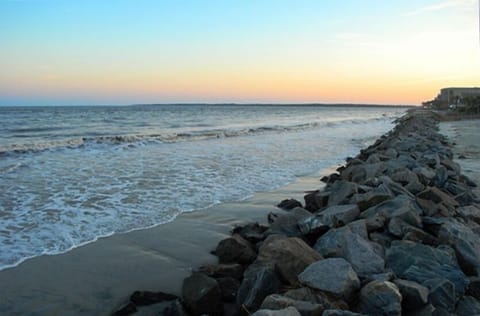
(0, 104, 405, 270)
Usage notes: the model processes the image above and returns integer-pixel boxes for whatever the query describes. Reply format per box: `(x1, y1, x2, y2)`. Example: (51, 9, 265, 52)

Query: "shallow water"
(0, 104, 404, 269)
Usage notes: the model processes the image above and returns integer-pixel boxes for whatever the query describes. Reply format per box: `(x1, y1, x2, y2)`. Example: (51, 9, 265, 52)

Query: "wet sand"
(0, 172, 327, 316)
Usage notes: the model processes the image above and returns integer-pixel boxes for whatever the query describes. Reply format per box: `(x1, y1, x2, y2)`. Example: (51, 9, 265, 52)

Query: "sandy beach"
(0, 172, 327, 315)
(0, 116, 479, 316)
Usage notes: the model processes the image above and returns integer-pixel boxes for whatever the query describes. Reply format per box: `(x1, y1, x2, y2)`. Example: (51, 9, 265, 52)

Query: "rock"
(215, 234, 257, 265)
(298, 215, 329, 236)
(260, 294, 325, 316)
(266, 207, 312, 237)
(112, 302, 137, 316)
(416, 186, 459, 212)
(404, 304, 435, 316)
(163, 299, 189, 316)
(313, 224, 384, 277)
(357, 281, 402, 316)
(182, 273, 223, 316)
(317, 204, 360, 227)
(387, 217, 438, 245)
(431, 166, 448, 188)
(252, 307, 302, 316)
(298, 258, 360, 300)
(341, 163, 385, 184)
(342, 231, 385, 277)
(351, 184, 393, 211)
(386, 241, 468, 295)
(437, 218, 480, 276)
(257, 235, 322, 285)
(305, 191, 330, 212)
(283, 287, 348, 311)
(346, 220, 368, 239)
(360, 195, 422, 228)
(416, 197, 449, 217)
(197, 263, 245, 281)
(455, 296, 480, 316)
(457, 205, 480, 225)
(278, 199, 303, 210)
(237, 261, 281, 311)
(365, 213, 387, 232)
(467, 277, 480, 300)
(322, 310, 366, 316)
(130, 290, 177, 306)
(393, 279, 428, 311)
(233, 222, 268, 244)
(423, 278, 456, 312)
(327, 181, 358, 206)
(217, 277, 240, 302)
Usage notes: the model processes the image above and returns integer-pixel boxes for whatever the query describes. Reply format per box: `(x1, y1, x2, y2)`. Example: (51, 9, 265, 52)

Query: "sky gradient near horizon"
(0, 0, 479, 106)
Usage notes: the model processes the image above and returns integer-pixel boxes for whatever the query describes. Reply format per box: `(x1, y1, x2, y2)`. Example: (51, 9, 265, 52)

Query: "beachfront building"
(423, 87, 480, 110)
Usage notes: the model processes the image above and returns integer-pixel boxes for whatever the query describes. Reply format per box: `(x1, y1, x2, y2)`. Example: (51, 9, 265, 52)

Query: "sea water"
(0, 104, 405, 270)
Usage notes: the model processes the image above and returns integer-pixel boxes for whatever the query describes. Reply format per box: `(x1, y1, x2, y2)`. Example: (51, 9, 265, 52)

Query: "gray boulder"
(342, 231, 385, 277)
(298, 258, 360, 300)
(215, 234, 256, 264)
(257, 235, 322, 285)
(197, 263, 244, 280)
(317, 204, 360, 227)
(360, 195, 422, 228)
(305, 191, 330, 212)
(322, 310, 366, 316)
(237, 261, 281, 311)
(181, 273, 223, 316)
(386, 241, 468, 295)
(357, 281, 402, 316)
(393, 279, 429, 311)
(298, 215, 329, 236)
(252, 307, 301, 316)
(260, 294, 325, 316)
(455, 296, 480, 316)
(437, 218, 480, 276)
(351, 184, 393, 211)
(423, 278, 456, 312)
(267, 207, 312, 237)
(326, 181, 358, 206)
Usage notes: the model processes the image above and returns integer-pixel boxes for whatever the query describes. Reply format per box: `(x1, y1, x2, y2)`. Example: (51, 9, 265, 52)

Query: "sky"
(0, 0, 479, 106)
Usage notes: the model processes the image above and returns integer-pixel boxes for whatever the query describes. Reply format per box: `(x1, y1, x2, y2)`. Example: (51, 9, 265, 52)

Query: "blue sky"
(0, 0, 478, 105)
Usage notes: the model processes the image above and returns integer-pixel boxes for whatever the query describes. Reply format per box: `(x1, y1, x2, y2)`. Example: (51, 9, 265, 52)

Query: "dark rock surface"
(215, 233, 257, 264)
(181, 273, 223, 316)
(357, 281, 402, 316)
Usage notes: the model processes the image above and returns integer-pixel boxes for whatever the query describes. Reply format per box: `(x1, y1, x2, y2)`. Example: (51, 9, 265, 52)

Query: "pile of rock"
(113, 110, 480, 315)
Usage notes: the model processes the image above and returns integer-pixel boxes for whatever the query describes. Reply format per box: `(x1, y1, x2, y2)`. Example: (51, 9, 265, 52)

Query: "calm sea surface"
(0, 104, 405, 270)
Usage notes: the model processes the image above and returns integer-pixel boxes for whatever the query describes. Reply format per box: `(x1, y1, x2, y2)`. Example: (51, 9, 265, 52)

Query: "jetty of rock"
(113, 110, 480, 315)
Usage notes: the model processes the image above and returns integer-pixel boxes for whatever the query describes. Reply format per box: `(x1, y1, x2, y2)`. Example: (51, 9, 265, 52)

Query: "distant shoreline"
(0, 103, 416, 109)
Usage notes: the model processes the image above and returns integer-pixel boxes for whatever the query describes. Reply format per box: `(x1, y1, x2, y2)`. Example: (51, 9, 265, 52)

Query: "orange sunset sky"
(0, 0, 479, 106)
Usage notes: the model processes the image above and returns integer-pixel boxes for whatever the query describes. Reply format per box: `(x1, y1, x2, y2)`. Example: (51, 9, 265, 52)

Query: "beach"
(0, 110, 479, 315)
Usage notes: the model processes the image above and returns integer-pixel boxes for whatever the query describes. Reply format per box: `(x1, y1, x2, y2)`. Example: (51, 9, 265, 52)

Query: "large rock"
(129, 290, 177, 306)
(237, 261, 281, 311)
(298, 258, 360, 300)
(385, 241, 468, 295)
(298, 215, 329, 236)
(326, 181, 358, 206)
(313, 225, 384, 277)
(278, 199, 303, 210)
(351, 184, 393, 211)
(197, 263, 244, 280)
(252, 307, 302, 316)
(417, 186, 459, 213)
(215, 234, 257, 264)
(342, 231, 385, 277)
(304, 191, 330, 212)
(257, 235, 322, 285)
(217, 277, 240, 302)
(322, 310, 366, 316)
(437, 218, 480, 276)
(455, 296, 480, 316)
(232, 222, 268, 244)
(360, 195, 422, 228)
(393, 279, 428, 311)
(283, 287, 348, 311)
(317, 204, 360, 227)
(357, 281, 402, 316)
(423, 278, 456, 312)
(260, 294, 325, 316)
(182, 273, 223, 316)
(266, 207, 312, 237)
